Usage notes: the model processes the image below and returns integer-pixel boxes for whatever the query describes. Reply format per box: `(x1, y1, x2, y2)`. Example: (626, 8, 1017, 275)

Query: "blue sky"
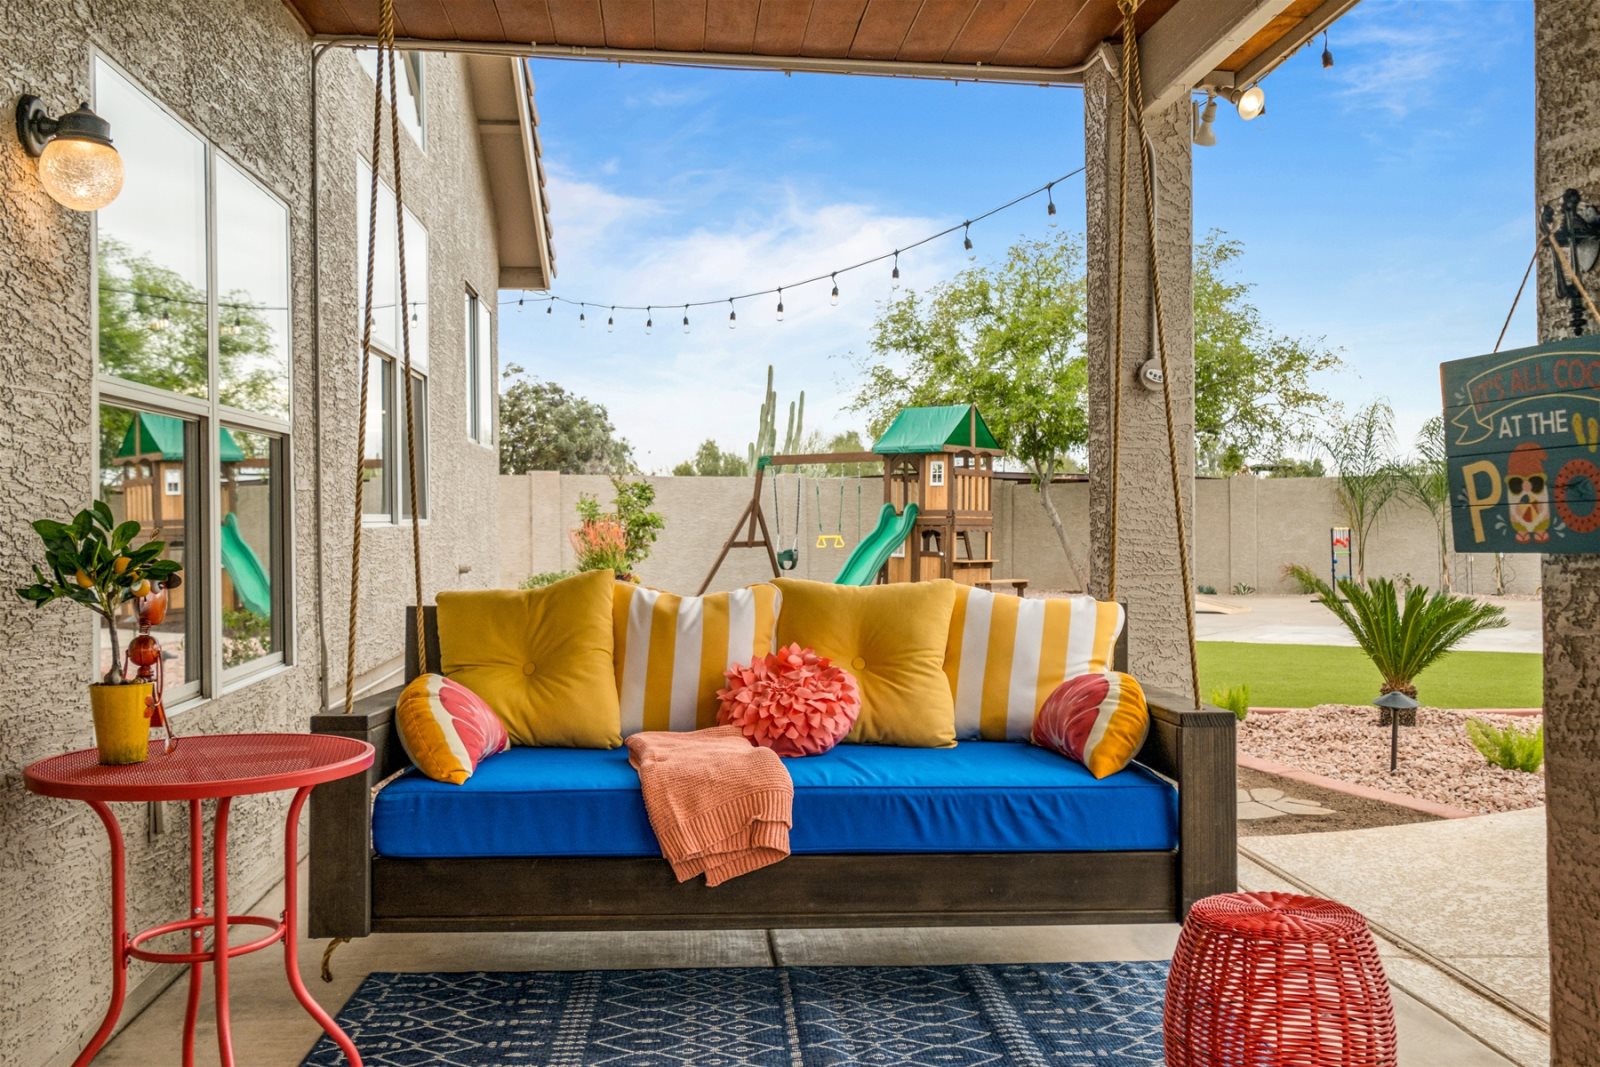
(500, 0, 1535, 472)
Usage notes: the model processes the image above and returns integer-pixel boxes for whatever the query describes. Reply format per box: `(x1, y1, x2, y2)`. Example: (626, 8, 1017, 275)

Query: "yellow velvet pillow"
(771, 578, 959, 747)
(436, 570, 622, 748)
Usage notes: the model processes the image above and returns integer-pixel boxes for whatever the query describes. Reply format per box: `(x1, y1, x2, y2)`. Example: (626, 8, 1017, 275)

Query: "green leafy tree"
(574, 477, 665, 576)
(1323, 401, 1401, 582)
(1307, 575, 1507, 703)
(499, 366, 635, 475)
(1256, 455, 1327, 478)
(672, 439, 747, 476)
(850, 231, 1091, 587)
(1394, 416, 1452, 590)
(1193, 233, 1342, 475)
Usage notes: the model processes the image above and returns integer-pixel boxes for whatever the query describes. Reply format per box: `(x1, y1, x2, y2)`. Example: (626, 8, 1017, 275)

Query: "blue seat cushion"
(372, 741, 1178, 859)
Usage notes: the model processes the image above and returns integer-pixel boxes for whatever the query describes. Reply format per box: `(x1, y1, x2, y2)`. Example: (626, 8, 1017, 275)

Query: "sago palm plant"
(1309, 576, 1508, 716)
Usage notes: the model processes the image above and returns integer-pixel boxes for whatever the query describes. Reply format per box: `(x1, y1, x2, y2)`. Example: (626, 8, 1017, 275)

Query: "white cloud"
(1331, 1, 1520, 120)
(499, 180, 967, 469)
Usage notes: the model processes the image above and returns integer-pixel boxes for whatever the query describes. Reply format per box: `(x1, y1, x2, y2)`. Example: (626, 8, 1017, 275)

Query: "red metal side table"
(24, 733, 374, 1067)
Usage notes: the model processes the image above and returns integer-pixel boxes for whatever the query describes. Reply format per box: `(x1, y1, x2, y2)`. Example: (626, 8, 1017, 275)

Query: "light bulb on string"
(682, 305, 690, 334)
(1046, 183, 1057, 224)
(607, 307, 615, 332)
(776, 288, 785, 322)
(517, 292, 525, 310)
(830, 273, 840, 307)
(891, 251, 901, 289)
(963, 222, 973, 255)
(546, 300, 553, 315)
(1321, 31, 1334, 69)
(645, 307, 653, 334)
(579, 304, 586, 328)
(728, 299, 737, 330)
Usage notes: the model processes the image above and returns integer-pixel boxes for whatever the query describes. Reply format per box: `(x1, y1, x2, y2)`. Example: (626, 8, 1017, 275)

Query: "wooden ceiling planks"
(288, 0, 1299, 77)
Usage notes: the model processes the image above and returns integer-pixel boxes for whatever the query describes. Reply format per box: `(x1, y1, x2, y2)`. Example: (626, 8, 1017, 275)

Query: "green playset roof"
(117, 412, 245, 463)
(871, 404, 1001, 455)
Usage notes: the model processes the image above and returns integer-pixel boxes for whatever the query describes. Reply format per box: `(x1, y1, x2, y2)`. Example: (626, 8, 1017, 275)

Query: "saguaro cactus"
(747, 365, 804, 474)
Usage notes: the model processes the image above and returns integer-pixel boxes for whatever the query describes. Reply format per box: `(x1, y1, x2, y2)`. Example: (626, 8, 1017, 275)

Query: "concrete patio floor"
(1241, 808, 1550, 1067)
(86, 859, 1525, 1066)
(1197, 594, 1543, 654)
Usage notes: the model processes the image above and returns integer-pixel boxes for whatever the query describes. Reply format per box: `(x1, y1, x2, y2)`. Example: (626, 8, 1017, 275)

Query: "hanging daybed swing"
(310, 0, 1233, 952)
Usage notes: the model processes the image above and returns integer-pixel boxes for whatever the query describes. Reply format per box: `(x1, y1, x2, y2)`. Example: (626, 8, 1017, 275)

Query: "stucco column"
(1083, 52, 1197, 695)
(1534, 3, 1600, 1062)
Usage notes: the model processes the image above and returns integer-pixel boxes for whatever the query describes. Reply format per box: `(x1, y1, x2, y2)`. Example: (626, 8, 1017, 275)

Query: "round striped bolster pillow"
(395, 674, 510, 785)
(1030, 671, 1150, 779)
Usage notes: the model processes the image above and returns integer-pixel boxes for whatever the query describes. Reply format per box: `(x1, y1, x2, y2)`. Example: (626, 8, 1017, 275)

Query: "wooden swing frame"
(310, 0, 1236, 948)
(696, 450, 883, 594)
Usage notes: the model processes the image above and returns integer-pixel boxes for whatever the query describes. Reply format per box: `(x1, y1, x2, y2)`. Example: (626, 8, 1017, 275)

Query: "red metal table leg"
(73, 801, 127, 1067)
(283, 786, 362, 1065)
(183, 799, 202, 1067)
(212, 797, 235, 1067)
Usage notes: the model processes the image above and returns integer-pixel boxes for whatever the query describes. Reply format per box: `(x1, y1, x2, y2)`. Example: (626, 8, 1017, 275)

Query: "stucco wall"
(1533, 3, 1600, 1062)
(0, 7, 501, 1063)
(498, 473, 1522, 599)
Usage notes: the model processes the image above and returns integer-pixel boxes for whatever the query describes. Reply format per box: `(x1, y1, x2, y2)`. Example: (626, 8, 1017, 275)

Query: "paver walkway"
(1196, 594, 1543, 653)
(1242, 808, 1549, 1065)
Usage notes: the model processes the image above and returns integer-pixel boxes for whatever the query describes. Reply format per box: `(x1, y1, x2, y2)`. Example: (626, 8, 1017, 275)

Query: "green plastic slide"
(220, 512, 271, 617)
(834, 503, 918, 585)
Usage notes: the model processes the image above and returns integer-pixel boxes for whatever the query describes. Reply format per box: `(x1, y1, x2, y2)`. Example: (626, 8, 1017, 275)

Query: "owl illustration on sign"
(1506, 441, 1550, 543)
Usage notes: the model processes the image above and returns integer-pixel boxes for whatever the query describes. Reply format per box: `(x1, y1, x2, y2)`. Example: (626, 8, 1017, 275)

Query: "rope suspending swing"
(345, 0, 427, 719)
(1106, 0, 1203, 709)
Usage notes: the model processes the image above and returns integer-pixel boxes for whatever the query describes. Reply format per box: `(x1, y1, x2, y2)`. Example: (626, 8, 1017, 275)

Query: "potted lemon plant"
(15, 502, 182, 764)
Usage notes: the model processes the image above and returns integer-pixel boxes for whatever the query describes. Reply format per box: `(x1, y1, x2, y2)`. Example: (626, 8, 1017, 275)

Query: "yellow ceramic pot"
(89, 682, 153, 765)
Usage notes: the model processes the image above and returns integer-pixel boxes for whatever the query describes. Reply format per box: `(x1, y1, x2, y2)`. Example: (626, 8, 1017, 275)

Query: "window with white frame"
(355, 48, 425, 148)
(93, 55, 291, 695)
(928, 459, 946, 487)
(465, 289, 494, 445)
(356, 156, 430, 520)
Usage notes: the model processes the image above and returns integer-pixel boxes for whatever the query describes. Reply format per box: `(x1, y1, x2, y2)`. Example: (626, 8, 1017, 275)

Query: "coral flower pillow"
(1031, 671, 1150, 779)
(396, 674, 510, 784)
(717, 644, 861, 757)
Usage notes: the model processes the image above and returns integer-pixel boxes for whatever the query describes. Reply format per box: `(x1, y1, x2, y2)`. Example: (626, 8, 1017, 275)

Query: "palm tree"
(1394, 416, 1451, 590)
(1323, 401, 1400, 582)
(1309, 576, 1508, 723)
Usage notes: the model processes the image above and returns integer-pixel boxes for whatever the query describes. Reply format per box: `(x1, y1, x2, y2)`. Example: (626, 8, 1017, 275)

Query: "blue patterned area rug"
(302, 961, 1169, 1066)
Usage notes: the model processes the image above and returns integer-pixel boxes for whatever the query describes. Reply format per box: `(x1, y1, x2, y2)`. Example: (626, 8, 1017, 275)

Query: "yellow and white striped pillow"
(613, 583, 780, 735)
(945, 587, 1125, 740)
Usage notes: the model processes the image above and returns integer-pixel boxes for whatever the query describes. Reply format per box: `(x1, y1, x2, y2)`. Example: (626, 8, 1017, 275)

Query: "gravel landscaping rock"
(1238, 705, 1545, 815)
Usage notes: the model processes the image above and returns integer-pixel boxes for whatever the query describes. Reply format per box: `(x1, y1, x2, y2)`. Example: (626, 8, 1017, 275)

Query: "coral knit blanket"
(626, 726, 793, 886)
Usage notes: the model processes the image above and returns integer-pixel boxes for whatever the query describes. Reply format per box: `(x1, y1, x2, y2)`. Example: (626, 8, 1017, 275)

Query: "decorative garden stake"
(1374, 691, 1419, 773)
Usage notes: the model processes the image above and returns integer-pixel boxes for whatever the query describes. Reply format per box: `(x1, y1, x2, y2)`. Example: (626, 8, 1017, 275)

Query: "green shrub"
(1232, 582, 1256, 596)
(520, 571, 576, 590)
(1282, 562, 1321, 594)
(1466, 718, 1544, 773)
(1209, 684, 1251, 721)
(1197, 584, 1217, 596)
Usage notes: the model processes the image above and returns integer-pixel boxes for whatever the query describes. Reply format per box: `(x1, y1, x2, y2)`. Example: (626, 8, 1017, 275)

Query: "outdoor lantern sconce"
(1373, 691, 1419, 774)
(15, 96, 123, 211)
(1543, 187, 1600, 336)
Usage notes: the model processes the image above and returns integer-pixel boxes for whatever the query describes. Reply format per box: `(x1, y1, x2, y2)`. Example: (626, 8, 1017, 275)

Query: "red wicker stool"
(1164, 891, 1397, 1067)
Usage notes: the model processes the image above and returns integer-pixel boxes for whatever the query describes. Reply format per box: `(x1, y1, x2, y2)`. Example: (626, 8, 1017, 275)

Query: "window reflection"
(221, 429, 281, 668)
(355, 49, 425, 147)
(98, 405, 200, 690)
(216, 158, 291, 418)
(94, 59, 207, 398)
(364, 357, 392, 516)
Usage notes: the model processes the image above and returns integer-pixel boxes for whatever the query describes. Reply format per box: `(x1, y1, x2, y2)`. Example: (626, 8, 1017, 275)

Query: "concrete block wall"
(497, 473, 1533, 599)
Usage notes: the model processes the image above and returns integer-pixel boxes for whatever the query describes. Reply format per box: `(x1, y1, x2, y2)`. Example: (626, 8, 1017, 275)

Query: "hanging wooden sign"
(1441, 337, 1600, 553)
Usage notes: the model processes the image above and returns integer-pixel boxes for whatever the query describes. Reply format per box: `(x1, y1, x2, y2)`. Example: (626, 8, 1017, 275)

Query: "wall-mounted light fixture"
(1230, 85, 1266, 121)
(15, 96, 124, 211)
(1543, 187, 1600, 336)
(1192, 92, 1218, 147)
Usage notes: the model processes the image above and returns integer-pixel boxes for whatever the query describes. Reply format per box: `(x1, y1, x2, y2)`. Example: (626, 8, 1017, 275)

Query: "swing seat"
(815, 534, 845, 549)
(307, 609, 1237, 938)
(777, 548, 800, 570)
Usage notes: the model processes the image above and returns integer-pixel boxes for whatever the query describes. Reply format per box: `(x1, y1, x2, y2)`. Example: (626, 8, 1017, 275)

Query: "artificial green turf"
(1197, 642, 1543, 709)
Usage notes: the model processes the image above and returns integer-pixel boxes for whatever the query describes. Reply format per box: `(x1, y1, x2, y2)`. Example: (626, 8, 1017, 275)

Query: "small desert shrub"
(1232, 582, 1256, 596)
(1282, 563, 1321, 594)
(1197, 584, 1217, 596)
(1466, 718, 1544, 774)
(1209, 684, 1251, 721)
(520, 570, 576, 590)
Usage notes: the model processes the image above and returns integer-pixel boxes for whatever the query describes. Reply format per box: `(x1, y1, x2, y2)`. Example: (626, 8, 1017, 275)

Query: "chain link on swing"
(345, 0, 427, 714)
(1106, 0, 1202, 709)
